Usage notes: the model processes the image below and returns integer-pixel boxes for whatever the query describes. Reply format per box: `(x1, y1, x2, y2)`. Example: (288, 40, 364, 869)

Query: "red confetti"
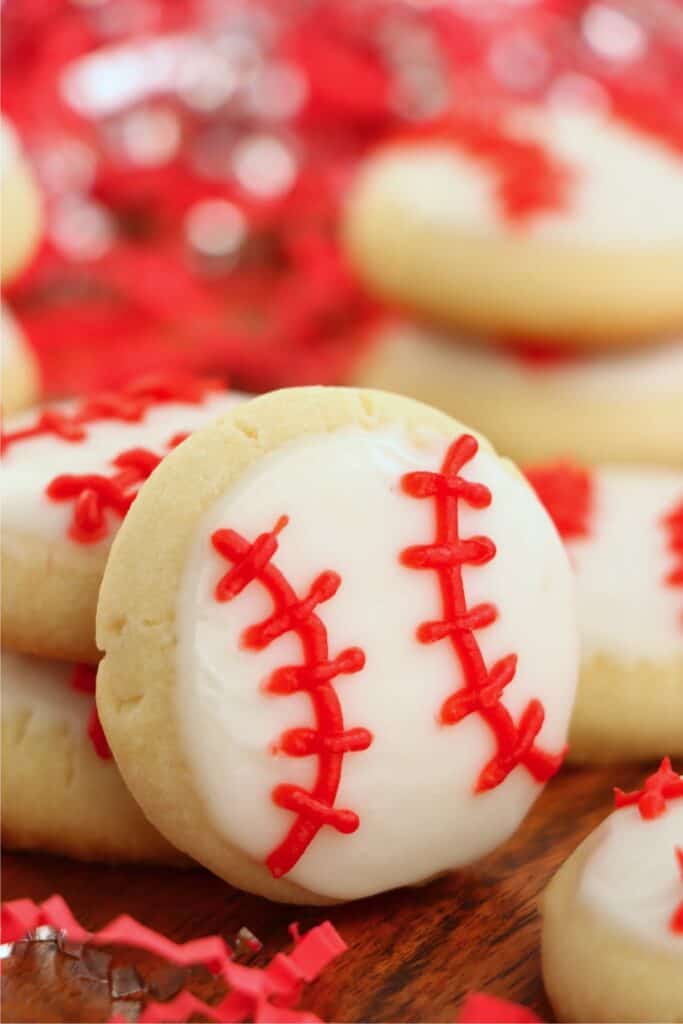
(614, 758, 683, 820)
(458, 992, 542, 1023)
(525, 462, 594, 541)
(70, 665, 112, 760)
(401, 434, 566, 793)
(662, 498, 683, 630)
(671, 847, 683, 935)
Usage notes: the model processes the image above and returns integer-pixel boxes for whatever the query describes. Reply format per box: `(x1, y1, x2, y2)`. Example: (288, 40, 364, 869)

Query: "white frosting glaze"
(2, 650, 89, 736)
(580, 799, 683, 954)
(176, 424, 578, 899)
(378, 321, 683, 399)
(2, 389, 246, 551)
(365, 107, 683, 245)
(565, 468, 682, 661)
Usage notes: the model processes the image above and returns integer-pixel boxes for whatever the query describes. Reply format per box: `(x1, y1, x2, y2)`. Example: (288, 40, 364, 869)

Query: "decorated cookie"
(2, 372, 246, 664)
(1, 304, 40, 416)
(542, 760, 683, 1022)
(354, 320, 683, 466)
(526, 462, 683, 762)
(1, 650, 185, 864)
(1, 115, 42, 283)
(96, 387, 578, 904)
(344, 106, 683, 345)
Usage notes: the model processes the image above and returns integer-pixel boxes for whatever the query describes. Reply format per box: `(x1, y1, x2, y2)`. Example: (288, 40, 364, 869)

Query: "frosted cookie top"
(2, 373, 245, 551)
(579, 759, 683, 954)
(527, 464, 683, 661)
(363, 107, 683, 246)
(175, 407, 577, 899)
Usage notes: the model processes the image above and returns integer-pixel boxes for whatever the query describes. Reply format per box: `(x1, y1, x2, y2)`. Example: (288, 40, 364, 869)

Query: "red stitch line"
(211, 518, 371, 879)
(524, 461, 594, 541)
(401, 434, 566, 793)
(614, 757, 683, 819)
(1, 372, 223, 455)
(663, 497, 683, 630)
(671, 847, 683, 935)
(70, 665, 111, 760)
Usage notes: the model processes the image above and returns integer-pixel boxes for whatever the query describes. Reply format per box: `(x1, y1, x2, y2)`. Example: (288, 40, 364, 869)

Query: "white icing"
(580, 799, 683, 955)
(1, 650, 89, 735)
(566, 468, 683, 661)
(365, 107, 683, 245)
(378, 322, 683, 399)
(176, 424, 578, 899)
(2, 389, 247, 550)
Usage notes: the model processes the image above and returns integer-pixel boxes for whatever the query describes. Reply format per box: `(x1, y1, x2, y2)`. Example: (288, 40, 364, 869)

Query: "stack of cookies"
(1, 372, 245, 863)
(343, 100, 683, 764)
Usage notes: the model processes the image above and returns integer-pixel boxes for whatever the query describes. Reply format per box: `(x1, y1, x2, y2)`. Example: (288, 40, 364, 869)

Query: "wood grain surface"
(1, 761, 647, 1024)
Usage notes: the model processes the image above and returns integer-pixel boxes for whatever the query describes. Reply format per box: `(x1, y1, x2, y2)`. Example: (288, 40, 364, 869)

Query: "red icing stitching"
(663, 498, 683, 630)
(671, 847, 683, 935)
(46, 435, 186, 544)
(70, 664, 111, 760)
(211, 517, 371, 879)
(614, 758, 683, 819)
(1, 372, 223, 455)
(401, 434, 565, 793)
(524, 462, 593, 541)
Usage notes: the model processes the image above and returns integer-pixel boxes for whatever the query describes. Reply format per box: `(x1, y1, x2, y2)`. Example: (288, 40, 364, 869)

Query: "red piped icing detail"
(393, 113, 573, 222)
(614, 758, 683, 820)
(525, 462, 594, 541)
(70, 664, 111, 760)
(211, 518, 371, 879)
(401, 434, 565, 793)
(663, 498, 683, 630)
(671, 848, 683, 935)
(1, 372, 223, 455)
(46, 434, 187, 543)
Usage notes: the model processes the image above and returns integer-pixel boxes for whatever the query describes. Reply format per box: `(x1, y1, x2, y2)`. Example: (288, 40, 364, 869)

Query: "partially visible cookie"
(2, 305, 40, 415)
(353, 320, 683, 466)
(96, 386, 578, 904)
(1, 116, 42, 283)
(345, 106, 683, 345)
(1, 650, 185, 864)
(527, 462, 683, 762)
(542, 760, 683, 1023)
(2, 372, 246, 664)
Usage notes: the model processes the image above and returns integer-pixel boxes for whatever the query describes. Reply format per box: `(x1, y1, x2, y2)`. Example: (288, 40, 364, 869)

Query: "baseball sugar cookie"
(2, 304, 40, 416)
(527, 462, 683, 763)
(2, 372, 246, 664)
(542, 760, 683, 1022)
(96, 387, 578, 904)
(353, 320, 683, 466)
(2, 650, 184, 864)
(1, 115, 42, 283)
(345, 106, 683, 345)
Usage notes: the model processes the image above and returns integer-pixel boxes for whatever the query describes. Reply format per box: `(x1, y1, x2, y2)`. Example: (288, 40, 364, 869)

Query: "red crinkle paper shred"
(524, 462, 593, 541)
(70, 663, 111, 760)
(212, 515, 371, 879)
(614, 758, 683, 820)
(671, 847, 683, 935)
(0, 896, 346, 1024)
(663, 498, 683, 629)
(458, 992, 542, 1023)
(401, 434, 566, 793)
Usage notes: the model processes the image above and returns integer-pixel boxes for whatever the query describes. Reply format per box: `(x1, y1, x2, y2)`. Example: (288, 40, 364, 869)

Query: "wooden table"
(1, 762, 646, 1023)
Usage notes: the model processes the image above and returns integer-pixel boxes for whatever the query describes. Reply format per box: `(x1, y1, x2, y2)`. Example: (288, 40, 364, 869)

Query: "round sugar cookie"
(541, 760, 683, 1023)
(2, 373, 246, 664)
(353, 320, 683, 466)
(344, 107, 683, 346)
(1, 116, 42, 283)
(2, 650, 185, 864)
(2, 305, 40, 416)
(96, 386, 578, 904)
(526, 463, 683, 763)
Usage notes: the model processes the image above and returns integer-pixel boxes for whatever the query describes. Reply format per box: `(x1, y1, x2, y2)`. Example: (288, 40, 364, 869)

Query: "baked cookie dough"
(96, 386, 578, 904)
(526, 462, 683, 762)
(2, 650, 184, 864)
(1, 115, 42, 283)
(542, 760, 683, 1022)
(2, 304, 40, 416)
(2, 373, 245, 664)
(344, 106, 683, 346)
(353, 320, 683, 466)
